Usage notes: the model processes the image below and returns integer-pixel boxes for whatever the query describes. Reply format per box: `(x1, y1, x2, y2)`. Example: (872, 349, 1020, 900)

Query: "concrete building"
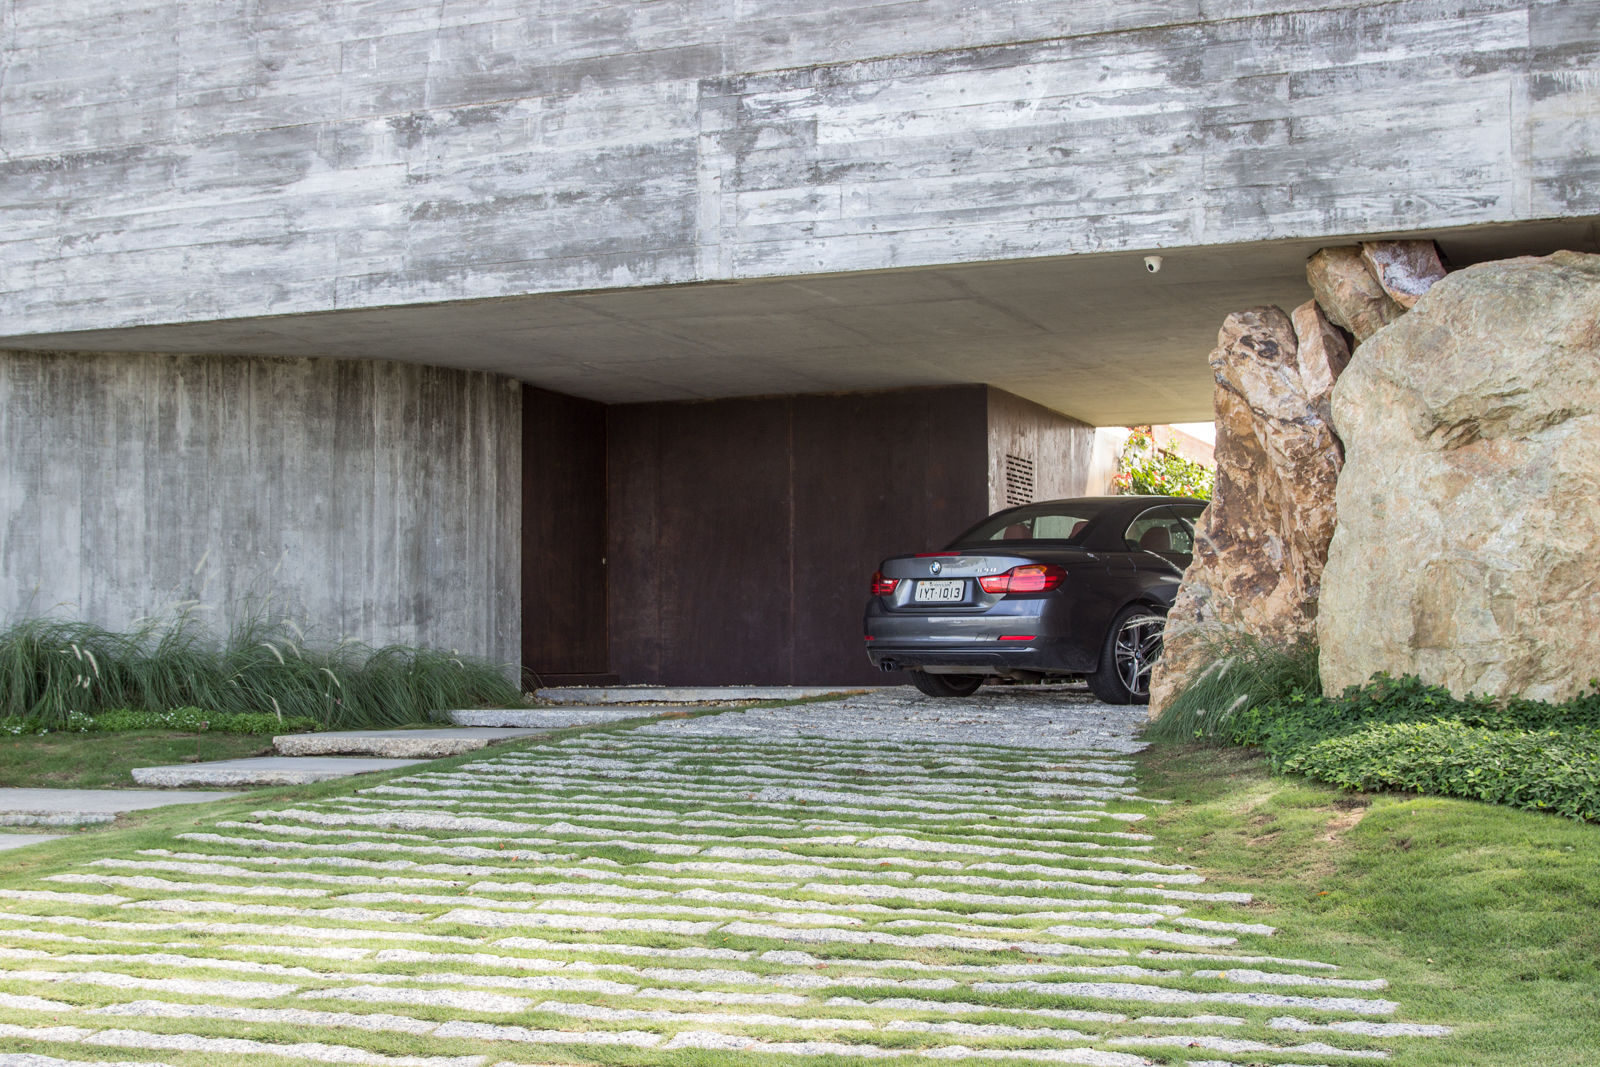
(2, 0, 1597, 684)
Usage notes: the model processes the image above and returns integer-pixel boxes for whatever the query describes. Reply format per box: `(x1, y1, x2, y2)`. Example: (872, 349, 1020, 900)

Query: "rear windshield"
(949, 500, 1120, 546)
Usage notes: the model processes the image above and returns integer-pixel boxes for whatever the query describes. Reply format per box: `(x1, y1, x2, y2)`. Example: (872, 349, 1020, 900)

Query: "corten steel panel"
(522, 386, 609, 679)
(654, 397, 795, 685)
(791, 386, 990, 685)
(607, 385, 995, 685)
(606, 406, 665, 683)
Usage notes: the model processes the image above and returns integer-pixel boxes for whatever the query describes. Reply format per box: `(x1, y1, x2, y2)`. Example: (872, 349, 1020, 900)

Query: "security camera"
(1143, 256, 1163, 274)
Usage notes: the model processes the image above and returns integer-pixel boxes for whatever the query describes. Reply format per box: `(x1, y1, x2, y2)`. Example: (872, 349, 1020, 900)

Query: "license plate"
(913, 579, 965, 603)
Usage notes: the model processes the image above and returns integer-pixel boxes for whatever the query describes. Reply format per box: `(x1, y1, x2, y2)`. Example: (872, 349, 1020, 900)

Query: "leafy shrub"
(1226, 674, 1600, 759)
(1167, 670, 1600, 823)
(1284, 720, 1600, 822)
(1114, 426, 1215, 500)
(0, 607, 524, 730)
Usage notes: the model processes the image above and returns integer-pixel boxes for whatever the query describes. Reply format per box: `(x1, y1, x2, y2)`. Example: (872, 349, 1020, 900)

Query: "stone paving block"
(446, 707, 666, 728)
(130, 757, 424, 788)
(0, 686, 1449, 1064)
(272, 728, 547, 759)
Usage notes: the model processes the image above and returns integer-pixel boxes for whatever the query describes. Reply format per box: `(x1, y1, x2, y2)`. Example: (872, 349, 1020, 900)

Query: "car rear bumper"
(862, 599, 1096, 674)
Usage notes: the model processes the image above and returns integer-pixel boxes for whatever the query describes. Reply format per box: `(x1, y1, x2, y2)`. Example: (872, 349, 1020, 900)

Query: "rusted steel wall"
(521, 386, 610, 683)
(602, 384, 1090, 685)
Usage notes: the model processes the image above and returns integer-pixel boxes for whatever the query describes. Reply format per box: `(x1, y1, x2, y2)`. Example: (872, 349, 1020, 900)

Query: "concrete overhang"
(3, 219, 1594, 426)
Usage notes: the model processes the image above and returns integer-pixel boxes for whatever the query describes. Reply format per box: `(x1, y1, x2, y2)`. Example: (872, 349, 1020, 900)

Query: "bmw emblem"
(929, 561, 942, 574)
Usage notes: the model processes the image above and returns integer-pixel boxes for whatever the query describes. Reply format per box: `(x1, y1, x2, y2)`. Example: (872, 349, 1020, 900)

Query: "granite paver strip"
(446, 707, 667, 728)
(129, 757, 426, 788)
(273, 729, 549, 759)
(0, 685, 1448, 1066)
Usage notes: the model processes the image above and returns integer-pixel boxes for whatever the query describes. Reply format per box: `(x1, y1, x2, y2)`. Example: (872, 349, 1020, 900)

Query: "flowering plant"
(1113, 426, 1215, 499)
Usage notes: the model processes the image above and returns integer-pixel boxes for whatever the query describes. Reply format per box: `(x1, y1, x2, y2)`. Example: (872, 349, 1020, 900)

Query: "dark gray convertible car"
(864, 495, 1206, 704)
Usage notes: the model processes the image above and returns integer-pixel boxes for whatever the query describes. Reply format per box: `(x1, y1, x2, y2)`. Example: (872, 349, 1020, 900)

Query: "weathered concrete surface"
(0, 0, 1595, 345)
(0, 833, 64, 850)
(131, 757, 426, 788)
(0, 788, 240, 827)
(1151, 307, 1344, 713)
(273, 728, 547, 759)
(0, 352, 521, 666)
(1320, 251, 1600, 701)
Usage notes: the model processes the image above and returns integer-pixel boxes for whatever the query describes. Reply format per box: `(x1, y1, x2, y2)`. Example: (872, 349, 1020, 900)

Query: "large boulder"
(1150, 306, 1345, 713)
(1319, 251, 1600, 701)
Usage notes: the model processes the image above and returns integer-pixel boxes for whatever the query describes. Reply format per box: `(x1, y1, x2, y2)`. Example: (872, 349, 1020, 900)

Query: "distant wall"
(986, 390, 1096, 513)
(4, 1, 1595, 337)
(0, 351, 521, 665)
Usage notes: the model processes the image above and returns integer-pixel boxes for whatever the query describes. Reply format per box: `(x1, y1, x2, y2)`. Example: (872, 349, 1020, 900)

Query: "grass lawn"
(1137, 742, 1600, 1065)
(0, 729, 272, 789)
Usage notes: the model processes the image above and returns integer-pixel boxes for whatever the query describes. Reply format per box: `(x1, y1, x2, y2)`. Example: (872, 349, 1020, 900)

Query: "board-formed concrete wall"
(0, 351, 522, 666)
(2, 0, 1595, 337)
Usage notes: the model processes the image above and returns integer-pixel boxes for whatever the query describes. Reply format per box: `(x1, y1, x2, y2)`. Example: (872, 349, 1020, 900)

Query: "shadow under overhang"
(3, 219, 1594, 426)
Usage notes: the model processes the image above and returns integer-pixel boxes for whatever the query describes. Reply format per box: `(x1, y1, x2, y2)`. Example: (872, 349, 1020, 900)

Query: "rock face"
(1360, 240, 1447, 309)
(1291, 299, 1352, 428)
(1319, 252, 1600, 702)
(1150, 307, 1346, 713)
(1306, 246, 1405, 342)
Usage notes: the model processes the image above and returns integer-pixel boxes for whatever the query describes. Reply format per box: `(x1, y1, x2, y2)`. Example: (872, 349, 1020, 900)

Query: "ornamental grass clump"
(1144, 627, 1320, 744)
(0, 606, 523, 730)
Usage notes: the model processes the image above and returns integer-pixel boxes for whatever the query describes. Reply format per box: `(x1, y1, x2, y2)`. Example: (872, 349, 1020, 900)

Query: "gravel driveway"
(0, 686, 1446, 1066)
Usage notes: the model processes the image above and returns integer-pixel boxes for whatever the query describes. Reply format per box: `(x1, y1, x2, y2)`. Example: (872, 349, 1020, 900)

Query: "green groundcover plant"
(1152, 637, 1600, 823)
(0, 607, 524, 730)
(1, 706, 319, 736)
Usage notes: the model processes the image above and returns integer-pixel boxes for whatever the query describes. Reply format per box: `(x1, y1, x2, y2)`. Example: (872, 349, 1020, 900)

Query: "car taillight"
(978, 564, 1065, 595)
(871, 571, 899, 596)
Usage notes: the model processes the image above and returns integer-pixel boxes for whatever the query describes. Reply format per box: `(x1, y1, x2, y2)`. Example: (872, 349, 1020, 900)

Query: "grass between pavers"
(0, 696, 1485, 1067)
(1136, 742, 1600, 1066)
(0, 730, 276, 789)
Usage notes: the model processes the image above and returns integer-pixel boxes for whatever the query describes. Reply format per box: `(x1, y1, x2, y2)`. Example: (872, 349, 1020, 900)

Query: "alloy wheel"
(1113, 613, 1165, 698)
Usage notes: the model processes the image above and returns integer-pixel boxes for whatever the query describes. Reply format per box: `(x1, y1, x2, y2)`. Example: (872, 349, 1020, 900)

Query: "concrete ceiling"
(4, 219, 1595, 426)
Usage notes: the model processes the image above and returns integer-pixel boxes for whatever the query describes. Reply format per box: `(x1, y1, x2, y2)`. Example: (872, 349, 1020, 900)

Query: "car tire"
(909, 671, 985, 698)
(1087, 605, 1165, 705)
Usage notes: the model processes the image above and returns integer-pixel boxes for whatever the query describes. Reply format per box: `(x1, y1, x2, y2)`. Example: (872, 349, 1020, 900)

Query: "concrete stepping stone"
(0, 788, 240, 827)
(272, 727, 547, 759)
(0, 833, 64, 850)
(131, 757, 424, 788)
(534, 685, 873, 705)
(447, 706, 672, 728)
